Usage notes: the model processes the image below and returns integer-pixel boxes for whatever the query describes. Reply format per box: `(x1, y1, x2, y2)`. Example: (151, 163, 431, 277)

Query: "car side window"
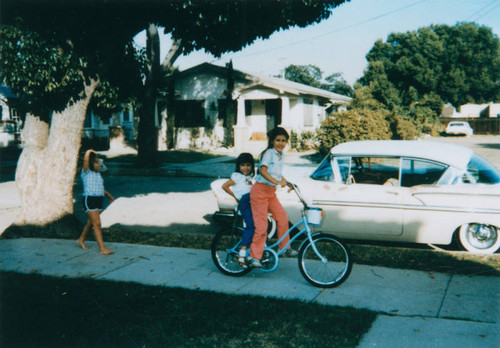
(401, 159, 447, 187)
(310, 155, 334, 182)
(349, 157, 400, 185)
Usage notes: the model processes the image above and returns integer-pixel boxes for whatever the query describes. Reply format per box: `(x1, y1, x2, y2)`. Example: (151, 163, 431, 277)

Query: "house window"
(245, 100, 253, 116)
(303, 104, 314, 127)
(122, 108, 131, 122)
(175, 100, 205, 127)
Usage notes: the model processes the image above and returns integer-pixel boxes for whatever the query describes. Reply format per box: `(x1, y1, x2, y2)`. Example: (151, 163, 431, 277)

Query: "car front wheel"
(458, 224, 500, 254)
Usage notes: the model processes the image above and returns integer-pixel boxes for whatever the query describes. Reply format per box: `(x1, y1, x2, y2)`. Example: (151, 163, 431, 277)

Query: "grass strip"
(0, 271, 376, 348)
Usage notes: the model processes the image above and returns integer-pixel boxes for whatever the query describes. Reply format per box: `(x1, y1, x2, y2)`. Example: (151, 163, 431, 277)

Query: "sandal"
(238, 255, 248, 269)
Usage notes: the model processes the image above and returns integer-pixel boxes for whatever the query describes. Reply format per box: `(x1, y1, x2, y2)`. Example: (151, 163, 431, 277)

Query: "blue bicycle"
(211, 182, 352, 288)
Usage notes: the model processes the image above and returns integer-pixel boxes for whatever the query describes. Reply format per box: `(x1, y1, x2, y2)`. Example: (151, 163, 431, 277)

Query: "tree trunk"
(15, 79, 99, 225)
(137, 24, 160, 167)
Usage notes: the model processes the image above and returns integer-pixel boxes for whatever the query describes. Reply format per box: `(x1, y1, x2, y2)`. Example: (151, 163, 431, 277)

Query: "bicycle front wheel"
(298, 233, 352, 288)
(211, 228, 251, 277)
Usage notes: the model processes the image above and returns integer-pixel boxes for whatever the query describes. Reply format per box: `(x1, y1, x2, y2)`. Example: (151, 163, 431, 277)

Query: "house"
(0, 86, 24, 146)
(0, 86, 23, 124)
(440, 102, 500, 134)
(166, 62, 351, 151)
(82, 107, 136, 150)
(441, 103, 500, 118)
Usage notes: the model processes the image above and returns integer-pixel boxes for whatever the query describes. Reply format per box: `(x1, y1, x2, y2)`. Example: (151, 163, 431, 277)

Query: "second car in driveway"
(445, 121, 474, 136)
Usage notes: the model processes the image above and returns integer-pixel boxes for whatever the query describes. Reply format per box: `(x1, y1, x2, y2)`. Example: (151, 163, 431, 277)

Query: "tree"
(0, 0, 349, 226)
(283, 64, 353, 96)
(360, 23, 500, 111)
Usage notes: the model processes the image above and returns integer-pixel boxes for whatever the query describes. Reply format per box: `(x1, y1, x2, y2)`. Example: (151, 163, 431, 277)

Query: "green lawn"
(0, 271, 376, 348)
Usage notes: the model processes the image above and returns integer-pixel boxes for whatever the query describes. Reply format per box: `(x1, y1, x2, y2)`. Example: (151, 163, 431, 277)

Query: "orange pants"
(249, 182, 290, 259)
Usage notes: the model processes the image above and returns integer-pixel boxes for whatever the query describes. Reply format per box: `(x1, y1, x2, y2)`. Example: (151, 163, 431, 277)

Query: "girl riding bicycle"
(248, 127, 297, 268)
(222, 153, 255, 268)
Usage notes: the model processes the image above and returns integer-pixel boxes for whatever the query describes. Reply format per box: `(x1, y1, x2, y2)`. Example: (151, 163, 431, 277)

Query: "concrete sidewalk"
(0, 238, 498, 347)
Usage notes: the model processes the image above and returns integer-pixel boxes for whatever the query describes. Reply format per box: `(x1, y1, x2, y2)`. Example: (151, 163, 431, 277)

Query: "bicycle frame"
(267, 208, 327, 263)
(223, 182, 327, 272)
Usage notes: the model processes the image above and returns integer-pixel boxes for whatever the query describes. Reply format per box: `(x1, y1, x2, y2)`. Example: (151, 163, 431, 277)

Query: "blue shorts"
(83, 196, 104, 212)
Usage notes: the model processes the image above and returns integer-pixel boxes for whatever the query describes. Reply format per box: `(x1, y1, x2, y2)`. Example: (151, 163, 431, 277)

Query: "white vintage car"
(212, 140, 500, 254)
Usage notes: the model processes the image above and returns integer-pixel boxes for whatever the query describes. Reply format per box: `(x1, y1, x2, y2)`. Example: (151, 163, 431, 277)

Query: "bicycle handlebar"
(286, 182, 309, 208)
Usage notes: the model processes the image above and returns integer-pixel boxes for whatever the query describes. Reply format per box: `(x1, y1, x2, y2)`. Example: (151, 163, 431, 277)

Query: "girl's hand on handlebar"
(279, 178, 287, 187)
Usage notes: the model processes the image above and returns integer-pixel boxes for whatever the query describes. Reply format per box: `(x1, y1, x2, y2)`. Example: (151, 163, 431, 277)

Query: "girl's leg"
(249, 183, 272, 260)
(267, 194, 290, 251)
(239, 194, 255, 247)
(87, 210, 114, 255)
(77, 218, 92, 250)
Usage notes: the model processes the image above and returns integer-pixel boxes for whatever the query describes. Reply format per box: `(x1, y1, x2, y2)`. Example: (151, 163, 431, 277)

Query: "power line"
(464, 0, 499, 21)
(472, 2, 500, 21)
(211, 0, 429, 63)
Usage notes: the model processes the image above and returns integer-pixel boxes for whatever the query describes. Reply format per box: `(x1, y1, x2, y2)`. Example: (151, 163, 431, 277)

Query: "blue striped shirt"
(81, 169, 104, 197)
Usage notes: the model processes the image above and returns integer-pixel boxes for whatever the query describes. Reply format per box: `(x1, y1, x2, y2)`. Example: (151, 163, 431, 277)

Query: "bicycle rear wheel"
(211, 228, 251, 276)
(298, 233, 352, 288)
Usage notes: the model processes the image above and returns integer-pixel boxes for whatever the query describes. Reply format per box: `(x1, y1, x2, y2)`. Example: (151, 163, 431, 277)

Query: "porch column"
(234, 96, 248, 152)
(280, 96, 291, 132)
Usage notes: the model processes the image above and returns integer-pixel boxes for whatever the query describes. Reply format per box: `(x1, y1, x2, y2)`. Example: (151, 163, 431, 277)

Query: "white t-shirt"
(230, 172, 253, 200)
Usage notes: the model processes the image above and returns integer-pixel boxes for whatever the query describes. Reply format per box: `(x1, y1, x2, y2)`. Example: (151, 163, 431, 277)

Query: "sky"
(134, 0, 500, 85)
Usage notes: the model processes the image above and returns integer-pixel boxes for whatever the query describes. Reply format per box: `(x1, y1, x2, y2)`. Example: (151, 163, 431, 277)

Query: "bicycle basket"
(306, 207, 323, 226)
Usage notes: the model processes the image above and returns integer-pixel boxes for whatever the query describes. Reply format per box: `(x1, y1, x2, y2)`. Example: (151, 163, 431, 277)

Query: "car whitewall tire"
(459, 224, 500, 254)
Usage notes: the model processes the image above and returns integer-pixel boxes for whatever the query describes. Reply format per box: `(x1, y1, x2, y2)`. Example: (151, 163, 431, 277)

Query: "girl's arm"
(222, 179, 238, 202)
(82, 150, 95, 173)
(260, 165, 287, 187)
(104, 190, 114, 203)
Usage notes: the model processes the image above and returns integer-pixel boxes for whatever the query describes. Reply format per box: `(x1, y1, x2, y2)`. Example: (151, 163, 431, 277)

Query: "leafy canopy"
(0, 0, 349, 120)
(283, 64, 353, 96)
(360, 22, 500, 109)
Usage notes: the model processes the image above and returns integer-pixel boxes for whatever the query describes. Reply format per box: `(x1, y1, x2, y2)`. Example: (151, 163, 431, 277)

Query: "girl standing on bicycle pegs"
(222, 152, 255, 268)
(248, 127, 297, 268)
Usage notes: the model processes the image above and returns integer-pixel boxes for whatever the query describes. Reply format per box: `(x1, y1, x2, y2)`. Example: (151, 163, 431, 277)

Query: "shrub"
(317, 109, 392, 156)
(387, 113, 419, 140)
(299, 131, 317, 151)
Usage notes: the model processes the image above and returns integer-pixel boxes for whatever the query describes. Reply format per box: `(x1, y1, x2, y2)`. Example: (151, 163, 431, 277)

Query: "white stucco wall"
(487, 103, 500, 117)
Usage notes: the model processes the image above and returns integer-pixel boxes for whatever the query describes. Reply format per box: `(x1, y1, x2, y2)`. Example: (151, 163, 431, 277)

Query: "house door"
(265, 99, 282, 132)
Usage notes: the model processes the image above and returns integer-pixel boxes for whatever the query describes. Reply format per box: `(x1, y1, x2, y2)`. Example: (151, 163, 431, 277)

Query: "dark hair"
(235, 152, 255, 176)
(88, 152, 99, 172)
(260, 127, 289, 158)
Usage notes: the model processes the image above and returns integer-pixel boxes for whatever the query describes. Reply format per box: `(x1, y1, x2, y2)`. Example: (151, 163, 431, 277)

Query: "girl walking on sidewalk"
(248, 127, 297, 268)
(77, 149, 115, 255)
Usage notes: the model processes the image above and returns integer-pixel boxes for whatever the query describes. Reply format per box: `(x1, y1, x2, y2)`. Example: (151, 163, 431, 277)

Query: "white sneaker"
(248, 257, 263, 268)
(283, 248, 299, 257)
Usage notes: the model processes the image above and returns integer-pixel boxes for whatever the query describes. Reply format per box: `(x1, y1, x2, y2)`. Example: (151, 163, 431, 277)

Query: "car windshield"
(461, 154, 500, 184)
(310, 155, 334, 181)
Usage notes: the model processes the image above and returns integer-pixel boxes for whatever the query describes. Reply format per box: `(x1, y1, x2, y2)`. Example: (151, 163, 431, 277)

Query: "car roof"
(330, 140, 473, 169)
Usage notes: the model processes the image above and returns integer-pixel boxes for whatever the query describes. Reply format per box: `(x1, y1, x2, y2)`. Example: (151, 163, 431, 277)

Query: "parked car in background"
(0, 121, 19, 148)
(445, 121, 473, 136)
(212, 140, 500, 254)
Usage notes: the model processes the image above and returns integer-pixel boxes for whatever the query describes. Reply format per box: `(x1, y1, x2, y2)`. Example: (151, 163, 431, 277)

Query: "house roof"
(173, 63, 351, 103)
